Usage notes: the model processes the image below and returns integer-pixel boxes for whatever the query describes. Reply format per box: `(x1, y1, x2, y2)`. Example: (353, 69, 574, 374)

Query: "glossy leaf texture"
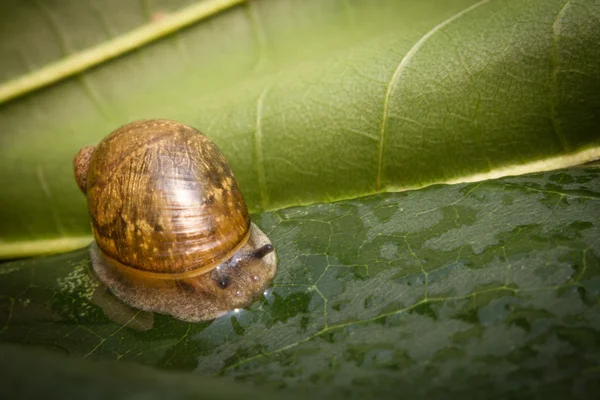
(1, 0, 600, 257)
(1, 166, 599, 399)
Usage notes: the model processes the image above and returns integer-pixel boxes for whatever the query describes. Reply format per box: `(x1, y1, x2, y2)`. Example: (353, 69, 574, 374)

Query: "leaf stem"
(0, 0, 245, 105)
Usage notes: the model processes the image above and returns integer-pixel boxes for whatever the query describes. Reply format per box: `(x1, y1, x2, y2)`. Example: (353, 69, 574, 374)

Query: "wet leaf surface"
(1, 166, 599, 398)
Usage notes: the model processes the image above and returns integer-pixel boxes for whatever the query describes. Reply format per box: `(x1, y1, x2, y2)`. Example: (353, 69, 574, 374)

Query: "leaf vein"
(33, 0, 112, 117)
(36, 166, 66, 236)
(254, 85, 271, 210)
(376, 0, 492, 190)
(550, 0, 572, 152)
(0, 0, 246, 104)
(245, 1, 268, 71)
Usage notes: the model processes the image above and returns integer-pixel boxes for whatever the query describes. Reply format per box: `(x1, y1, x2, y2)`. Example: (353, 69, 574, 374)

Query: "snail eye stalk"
(216, 244, 275, 275)
(253, 244, 274, 259)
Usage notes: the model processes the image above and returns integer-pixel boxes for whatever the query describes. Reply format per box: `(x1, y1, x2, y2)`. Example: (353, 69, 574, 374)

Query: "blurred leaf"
(1, 0, 599, 257)
(1, 165, 599, 398)
(0, 343, 304, 400)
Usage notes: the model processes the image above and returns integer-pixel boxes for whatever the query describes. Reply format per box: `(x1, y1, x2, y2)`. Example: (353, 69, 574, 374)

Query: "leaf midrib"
(0, 0, 246, 104)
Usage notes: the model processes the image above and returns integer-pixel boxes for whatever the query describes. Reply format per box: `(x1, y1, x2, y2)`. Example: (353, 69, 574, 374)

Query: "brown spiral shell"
(84, 119, 250, 277)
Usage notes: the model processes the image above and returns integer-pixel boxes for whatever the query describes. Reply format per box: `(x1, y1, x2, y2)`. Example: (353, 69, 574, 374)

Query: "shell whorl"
(86, 119, 250, 276)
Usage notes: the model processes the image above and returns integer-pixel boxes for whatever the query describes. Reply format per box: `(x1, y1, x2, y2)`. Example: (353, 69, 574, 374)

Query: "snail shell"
(74, 119, 277, 322)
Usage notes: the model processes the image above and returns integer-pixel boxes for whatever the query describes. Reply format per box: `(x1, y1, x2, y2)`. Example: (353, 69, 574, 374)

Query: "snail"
(73, 119, 277, 322)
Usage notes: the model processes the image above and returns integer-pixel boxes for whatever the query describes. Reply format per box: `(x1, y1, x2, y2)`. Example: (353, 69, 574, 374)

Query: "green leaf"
(1, 0, 600, 257)
(0, 343, 305, 400)
(1, 166, 599, 398)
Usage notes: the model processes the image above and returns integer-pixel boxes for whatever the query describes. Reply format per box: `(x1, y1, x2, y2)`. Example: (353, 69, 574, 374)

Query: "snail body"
(74, 119, 276, 322)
